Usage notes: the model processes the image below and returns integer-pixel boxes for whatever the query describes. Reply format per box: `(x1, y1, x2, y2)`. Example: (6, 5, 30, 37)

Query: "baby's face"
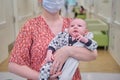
(68, 19, 87, 38)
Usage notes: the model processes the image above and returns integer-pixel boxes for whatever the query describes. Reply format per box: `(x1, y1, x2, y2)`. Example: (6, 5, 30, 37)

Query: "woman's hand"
(49, 72, 61, 80)
(49, 45, 97, 79)
(45, 50, 54, 62)
(50, 46, 69, 75)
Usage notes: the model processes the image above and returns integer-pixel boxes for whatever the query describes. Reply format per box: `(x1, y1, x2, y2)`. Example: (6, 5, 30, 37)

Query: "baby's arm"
(39, 32, 67, 80)
(76, 32, 98, 50)
(84, 38, 98, 50)
(39, 34, 62, 80)
(46, 32, 67, 62)
(84, 32, 98, 50)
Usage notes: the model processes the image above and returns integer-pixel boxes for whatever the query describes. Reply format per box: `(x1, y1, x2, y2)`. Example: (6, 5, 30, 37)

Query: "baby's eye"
(71, 25, 74, 27)
(78, 25, 82, 27)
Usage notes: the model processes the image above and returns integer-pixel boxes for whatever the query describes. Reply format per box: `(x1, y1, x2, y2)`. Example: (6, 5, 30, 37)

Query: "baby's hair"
(71, 18, 86, 27)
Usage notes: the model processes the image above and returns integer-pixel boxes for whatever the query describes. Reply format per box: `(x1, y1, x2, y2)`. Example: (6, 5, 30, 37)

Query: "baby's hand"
(76, 35, 88, 43)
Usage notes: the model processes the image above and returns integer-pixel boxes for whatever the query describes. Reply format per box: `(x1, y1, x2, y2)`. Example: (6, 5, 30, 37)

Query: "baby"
(39, 18, 98, 80)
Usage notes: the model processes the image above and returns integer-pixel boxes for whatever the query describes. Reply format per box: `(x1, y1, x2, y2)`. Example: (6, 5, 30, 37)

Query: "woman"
(8, 0, 97, 80)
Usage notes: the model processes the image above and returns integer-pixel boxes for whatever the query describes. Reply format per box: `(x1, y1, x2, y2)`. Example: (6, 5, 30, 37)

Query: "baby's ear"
(64, 28, 68, 32)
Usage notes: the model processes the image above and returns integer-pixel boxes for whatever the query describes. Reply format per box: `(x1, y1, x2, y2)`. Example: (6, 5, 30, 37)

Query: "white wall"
(0, 0, 40, 63)
(83, 0, 120, 65)
(113, 0, 120, 24)
(97, 0, 112, 23)
(108, 0, 120, 66)
(0, 0, 15, 63)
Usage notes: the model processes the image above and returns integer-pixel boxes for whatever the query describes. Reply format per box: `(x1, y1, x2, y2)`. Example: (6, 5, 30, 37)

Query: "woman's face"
(41, 0, 64, 14)
(68, 19, 87, 37)
(38, 0, 42, 3)
(38, 0, 42, 4)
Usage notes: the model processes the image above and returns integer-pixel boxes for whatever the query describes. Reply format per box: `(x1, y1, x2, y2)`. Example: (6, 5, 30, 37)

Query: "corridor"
(0, 0, 120, 80)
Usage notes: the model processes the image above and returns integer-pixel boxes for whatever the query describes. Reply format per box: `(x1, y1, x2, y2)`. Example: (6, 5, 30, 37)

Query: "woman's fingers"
(50, 59, 63, 75)
(50, 46, 69, 75)
(57, 63, 63, 73)
(49, 71, 62, 80)
(41, 60, 47, 66)
(76, 35, 82, 41)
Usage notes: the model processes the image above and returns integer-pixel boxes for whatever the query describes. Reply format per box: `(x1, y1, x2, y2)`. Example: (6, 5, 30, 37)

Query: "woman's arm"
(8, 62, 39, 80)
(67, 46, 98, 61)
(50, 46, 97, 75)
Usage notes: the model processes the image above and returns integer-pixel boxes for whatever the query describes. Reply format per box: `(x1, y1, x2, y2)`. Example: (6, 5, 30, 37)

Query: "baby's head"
(68, 18, 87, 38)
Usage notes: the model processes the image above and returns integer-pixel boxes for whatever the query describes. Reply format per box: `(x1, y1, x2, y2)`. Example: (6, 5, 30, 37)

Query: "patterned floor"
(0, 49, 120, 80)
(81, 72, 120, 80)
(0, 72, 120, 80)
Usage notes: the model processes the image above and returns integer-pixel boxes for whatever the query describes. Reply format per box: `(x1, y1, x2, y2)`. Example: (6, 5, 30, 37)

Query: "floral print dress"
(9, 16, 81, 80)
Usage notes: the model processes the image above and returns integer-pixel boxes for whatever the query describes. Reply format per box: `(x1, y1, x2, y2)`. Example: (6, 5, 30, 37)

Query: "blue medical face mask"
(42, 0, 64, 13)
